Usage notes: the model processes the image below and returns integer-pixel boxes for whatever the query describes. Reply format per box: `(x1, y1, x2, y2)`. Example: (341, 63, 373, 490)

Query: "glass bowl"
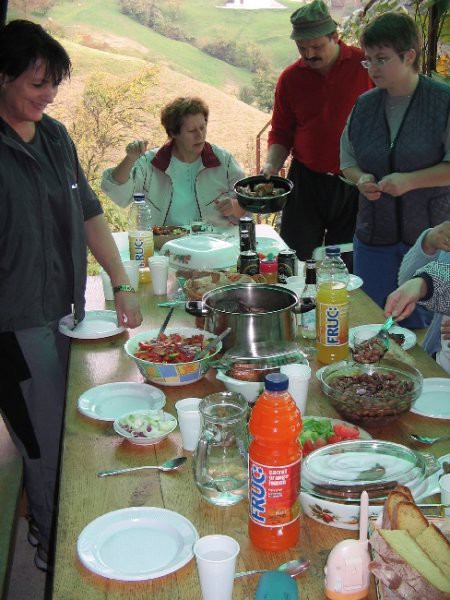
(320, 358, 423, 427)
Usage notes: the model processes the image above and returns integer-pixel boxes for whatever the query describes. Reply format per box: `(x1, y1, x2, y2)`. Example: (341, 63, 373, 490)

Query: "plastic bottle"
(128, 193, 154, 283)
(260, 253, 278, 284)
(316, 281, 349, 364)
(248, 373, 303, 551)
(316, 245, 349, 288)
(300, 259, 317, 339)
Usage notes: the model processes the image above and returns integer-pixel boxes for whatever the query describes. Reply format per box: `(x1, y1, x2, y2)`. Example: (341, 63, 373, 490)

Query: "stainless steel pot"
(185, 283, 314, 350)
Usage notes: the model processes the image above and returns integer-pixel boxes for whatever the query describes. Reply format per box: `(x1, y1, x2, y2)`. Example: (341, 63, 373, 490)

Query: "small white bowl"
(216, 370, 263, 404)
(113, 410, 177, 445)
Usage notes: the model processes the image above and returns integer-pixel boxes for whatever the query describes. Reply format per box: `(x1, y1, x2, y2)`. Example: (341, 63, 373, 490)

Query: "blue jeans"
(353, 237, 432, 329)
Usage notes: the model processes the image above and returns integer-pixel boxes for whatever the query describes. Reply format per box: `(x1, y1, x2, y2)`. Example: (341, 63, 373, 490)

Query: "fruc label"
(249, 458, 301, 528)
(128, 231, 153, 268)
(317, 302, 348, 346)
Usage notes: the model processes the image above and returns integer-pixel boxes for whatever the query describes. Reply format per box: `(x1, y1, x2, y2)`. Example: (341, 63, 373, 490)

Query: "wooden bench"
(0, 417, 23, 600)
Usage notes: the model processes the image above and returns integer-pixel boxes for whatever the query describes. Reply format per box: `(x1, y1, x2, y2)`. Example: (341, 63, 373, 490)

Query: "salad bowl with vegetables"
(114, 410, 177, 445)
(124, 327, 221, 386)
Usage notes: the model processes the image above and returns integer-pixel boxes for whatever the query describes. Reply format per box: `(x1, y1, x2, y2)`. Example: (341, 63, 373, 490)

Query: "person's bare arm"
(262, 144, 290, 178)
(111, 140, 148, 184)
(378, 162, 450, 197)
(342, 167, 382, 201)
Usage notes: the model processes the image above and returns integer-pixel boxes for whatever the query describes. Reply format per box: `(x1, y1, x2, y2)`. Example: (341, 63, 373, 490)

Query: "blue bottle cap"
(325, 245, 340, 256)
(264, 373, 289, 391)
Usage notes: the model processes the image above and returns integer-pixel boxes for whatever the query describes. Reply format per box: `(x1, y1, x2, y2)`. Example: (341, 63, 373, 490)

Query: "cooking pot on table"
(185, 283, 315, 350)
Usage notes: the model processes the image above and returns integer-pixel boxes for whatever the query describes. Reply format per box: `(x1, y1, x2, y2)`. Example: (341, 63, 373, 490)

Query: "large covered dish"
(320, 358, 423, 427)
(300, 439, 440, 530)
(234, 175, 293, 214)
(160, 234, 239, 270)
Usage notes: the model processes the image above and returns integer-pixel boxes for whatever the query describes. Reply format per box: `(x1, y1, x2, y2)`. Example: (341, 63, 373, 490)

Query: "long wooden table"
(52, 276, 450, 599)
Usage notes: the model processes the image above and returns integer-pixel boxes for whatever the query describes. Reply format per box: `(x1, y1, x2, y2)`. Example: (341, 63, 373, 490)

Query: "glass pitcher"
(193, 392, 248, 507)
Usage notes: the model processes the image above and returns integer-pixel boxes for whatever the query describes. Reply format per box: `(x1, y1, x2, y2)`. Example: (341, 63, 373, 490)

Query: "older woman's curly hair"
(161, 97, 209, 138)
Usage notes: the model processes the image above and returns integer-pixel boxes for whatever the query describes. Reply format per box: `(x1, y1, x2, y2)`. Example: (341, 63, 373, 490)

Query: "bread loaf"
(415, 524, 450, 580)
(392, 500, 428, 536)
(382, 490, 411, 529)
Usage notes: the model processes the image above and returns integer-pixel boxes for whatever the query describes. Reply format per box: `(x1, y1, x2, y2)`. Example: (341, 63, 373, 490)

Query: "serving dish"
(152, 226, 188, 251)
(124, 327, 221, 386)
(161, 234, 239, 270)
(216, 369, 263, 405)
(113, 410, 177, 445)
(234, 175, 293, 214)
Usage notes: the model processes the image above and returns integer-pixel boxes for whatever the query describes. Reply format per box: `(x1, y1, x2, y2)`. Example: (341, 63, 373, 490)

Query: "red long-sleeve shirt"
(268, 41, 372, 174)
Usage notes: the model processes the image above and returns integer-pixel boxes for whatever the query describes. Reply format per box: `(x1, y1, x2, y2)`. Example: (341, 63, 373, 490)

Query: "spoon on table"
(234, 558, 310, 579)
(410, 433, 450, 446)
(97, 456, 187, 478)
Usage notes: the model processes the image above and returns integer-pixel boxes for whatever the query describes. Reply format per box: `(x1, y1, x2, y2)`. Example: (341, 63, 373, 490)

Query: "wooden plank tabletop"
(52, 276, 450, 600)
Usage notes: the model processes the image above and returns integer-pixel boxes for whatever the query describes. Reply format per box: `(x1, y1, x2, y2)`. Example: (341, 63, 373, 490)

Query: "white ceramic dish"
(160, 234, 239, 270)
(113, 410, 177, 445)
(77, 382, 166, 422)
(349, 324, 416, 350)
(347, 275, 363, 291)
(59, 310, 125, 339)
(410, 378, 450, 419)
(216, 369, 263, 404)
(77, 507, 198, 580)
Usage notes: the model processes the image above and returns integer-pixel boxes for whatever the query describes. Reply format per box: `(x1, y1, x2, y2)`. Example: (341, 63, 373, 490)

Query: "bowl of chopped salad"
(114, 410, 177, 445)
(124, 327, 222, 386)
(152, 225, 189, 251)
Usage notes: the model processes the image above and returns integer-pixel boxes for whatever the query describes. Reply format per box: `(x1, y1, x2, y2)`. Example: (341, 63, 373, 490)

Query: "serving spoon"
(410, 433, 450, 446)
(97, 456, 187, 478)
(234, 558, 310, 579)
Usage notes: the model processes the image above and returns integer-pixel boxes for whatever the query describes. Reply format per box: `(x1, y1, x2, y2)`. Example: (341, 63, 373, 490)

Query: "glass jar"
(193, 392, 248, 506)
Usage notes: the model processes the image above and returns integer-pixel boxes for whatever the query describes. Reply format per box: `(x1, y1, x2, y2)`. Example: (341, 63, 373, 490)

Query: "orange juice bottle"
(316, 281, 349, 364)
(248, 373, 302, 551)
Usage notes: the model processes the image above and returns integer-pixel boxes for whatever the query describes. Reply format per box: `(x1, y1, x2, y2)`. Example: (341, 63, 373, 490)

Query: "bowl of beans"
(124, 327, 222, 386)
(320, 358, 423, 427)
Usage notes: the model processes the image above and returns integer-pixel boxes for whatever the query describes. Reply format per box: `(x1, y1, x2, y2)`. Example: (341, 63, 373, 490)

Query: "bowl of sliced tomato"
(299, 416, 365, 457)
(124, 327, 222, 386)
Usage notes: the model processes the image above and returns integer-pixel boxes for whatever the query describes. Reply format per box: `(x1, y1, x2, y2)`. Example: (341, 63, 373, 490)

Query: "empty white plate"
(411, 378, 450, 419)
(77, 507, 198, 580)
(77, 382, 166, 421)
(59, 310, 125, 339)
(347, 275, 363, 291)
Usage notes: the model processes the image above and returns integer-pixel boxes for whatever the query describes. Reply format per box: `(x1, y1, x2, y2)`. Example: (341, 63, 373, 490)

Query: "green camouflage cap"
(290, 0, 338, 41)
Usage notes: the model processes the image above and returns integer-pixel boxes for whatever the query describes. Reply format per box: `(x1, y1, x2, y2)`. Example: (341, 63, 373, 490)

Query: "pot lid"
(161, 234, 239, 270)
(301, 440, 437, 502)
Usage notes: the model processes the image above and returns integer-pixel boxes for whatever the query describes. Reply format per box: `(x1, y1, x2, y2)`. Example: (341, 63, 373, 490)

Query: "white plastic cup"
(100, 260, 140, 301)
(148, 256, 169, 295)
(175, 398, 202, 451)
(280, 363, 312, 415)
(440, 473, 450, 516)
(112, 231, 130, 260)
(100, 270, 114, 301)
(193, 534, 240, 600)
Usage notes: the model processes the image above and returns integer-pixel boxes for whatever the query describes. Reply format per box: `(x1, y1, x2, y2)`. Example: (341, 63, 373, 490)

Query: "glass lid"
(301, 440, 431, 502)
(220, 341, 307, 369)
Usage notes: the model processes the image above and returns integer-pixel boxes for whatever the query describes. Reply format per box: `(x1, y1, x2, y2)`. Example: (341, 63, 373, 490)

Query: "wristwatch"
(112, 284, 135, 294)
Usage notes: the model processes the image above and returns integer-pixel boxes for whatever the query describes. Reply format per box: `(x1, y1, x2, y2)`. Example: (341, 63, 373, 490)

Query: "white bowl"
(300, 490, 382, 530)
(113, 410, 177, 445)
(160, 234, 239, 270)
(216, 369, 263, 404)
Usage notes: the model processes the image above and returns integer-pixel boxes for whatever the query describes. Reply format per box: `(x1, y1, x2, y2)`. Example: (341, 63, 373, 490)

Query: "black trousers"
(280, 160, 358, 263)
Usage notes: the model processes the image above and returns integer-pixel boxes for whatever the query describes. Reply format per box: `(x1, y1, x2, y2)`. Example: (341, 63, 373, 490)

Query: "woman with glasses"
(340, 12, 450, 328)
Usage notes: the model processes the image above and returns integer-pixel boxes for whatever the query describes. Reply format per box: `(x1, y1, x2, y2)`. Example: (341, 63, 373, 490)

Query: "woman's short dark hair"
(161, 97, 209, 138)
(0, 19, 71, 84)
(360, 12, 421, 72)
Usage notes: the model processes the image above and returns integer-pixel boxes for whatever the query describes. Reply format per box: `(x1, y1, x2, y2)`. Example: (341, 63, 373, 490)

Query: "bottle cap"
(325, 245, 340, 256)
(264, 373, 289, 391)
(133, 193, 145, 202)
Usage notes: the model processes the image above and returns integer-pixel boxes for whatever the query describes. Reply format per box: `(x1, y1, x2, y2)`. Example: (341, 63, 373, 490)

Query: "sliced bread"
(382, 490, 411, 528)
(416, 523, 450, 580)
(392, 500, 429, 537)
(392, 484, 414, 503)
(379, 529, 450, 595)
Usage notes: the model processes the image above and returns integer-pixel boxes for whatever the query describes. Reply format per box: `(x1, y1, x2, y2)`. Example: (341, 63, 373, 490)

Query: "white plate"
(410, 378, 450, 419)
(77, 382, 166, 421)
(77, 507, 198, 581)
(59, 310, 125, 339)
(347, 274, 363, 291)
(349, 324, 416, 350)
(256, 236, 287, 256)
(302, 415, 372, 441)
(113, 411, 177, 445)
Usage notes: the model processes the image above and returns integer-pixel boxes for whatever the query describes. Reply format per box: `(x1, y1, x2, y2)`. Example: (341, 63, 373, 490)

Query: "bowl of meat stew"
(320, 359, 423, 427)
(234, 175, 293, 213)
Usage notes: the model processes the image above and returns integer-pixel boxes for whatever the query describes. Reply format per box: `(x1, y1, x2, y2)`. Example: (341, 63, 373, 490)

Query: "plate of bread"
(370, 485, 450, 599)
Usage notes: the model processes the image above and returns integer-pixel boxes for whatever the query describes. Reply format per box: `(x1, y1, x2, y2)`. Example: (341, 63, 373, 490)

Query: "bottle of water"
(316, 245, 349, 288)
(128, 193, 154, 284)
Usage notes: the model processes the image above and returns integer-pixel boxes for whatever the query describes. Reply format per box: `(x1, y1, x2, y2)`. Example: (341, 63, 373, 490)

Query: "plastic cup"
(148, 256, 169, 295)
(112, 231, 130, 260)
(175, 398, 202, 451)
(100, 270, 114, 301)
(440, 473, 450, 516)
(100, 260, 140, 301)
(193, 534, 240, 600)
(280, 363, 312, 415)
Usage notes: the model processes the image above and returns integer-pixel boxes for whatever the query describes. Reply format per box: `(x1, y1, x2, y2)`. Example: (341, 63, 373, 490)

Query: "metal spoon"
(97, 456, 187, 478)
(235, 558, 310, 579)
(157, 306, 175, 339)
(410, 433, 450, 446)
(193, 327, 232, 360)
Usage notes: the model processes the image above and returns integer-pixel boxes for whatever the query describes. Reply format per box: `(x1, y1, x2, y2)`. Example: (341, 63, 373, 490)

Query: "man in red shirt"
(263, 0, 372, 262)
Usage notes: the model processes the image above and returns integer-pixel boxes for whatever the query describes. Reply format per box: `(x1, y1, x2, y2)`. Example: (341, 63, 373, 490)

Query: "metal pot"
(185, 283, 314, 350)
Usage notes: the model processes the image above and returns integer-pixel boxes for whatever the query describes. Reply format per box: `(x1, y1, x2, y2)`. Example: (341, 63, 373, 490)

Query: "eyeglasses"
(361, 52, 407, 69)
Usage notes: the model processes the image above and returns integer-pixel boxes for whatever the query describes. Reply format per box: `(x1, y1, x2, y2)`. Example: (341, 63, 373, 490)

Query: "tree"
(251, 69, 277, 113)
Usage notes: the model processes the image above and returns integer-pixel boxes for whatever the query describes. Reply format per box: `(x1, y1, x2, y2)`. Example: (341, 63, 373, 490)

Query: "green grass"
(45, 0, 258, 88)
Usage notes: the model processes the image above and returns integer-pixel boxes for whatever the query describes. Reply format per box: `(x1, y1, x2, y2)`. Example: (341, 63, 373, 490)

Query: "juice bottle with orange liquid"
(248, 373, 302, 551)
(316, 281, 349, 364)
